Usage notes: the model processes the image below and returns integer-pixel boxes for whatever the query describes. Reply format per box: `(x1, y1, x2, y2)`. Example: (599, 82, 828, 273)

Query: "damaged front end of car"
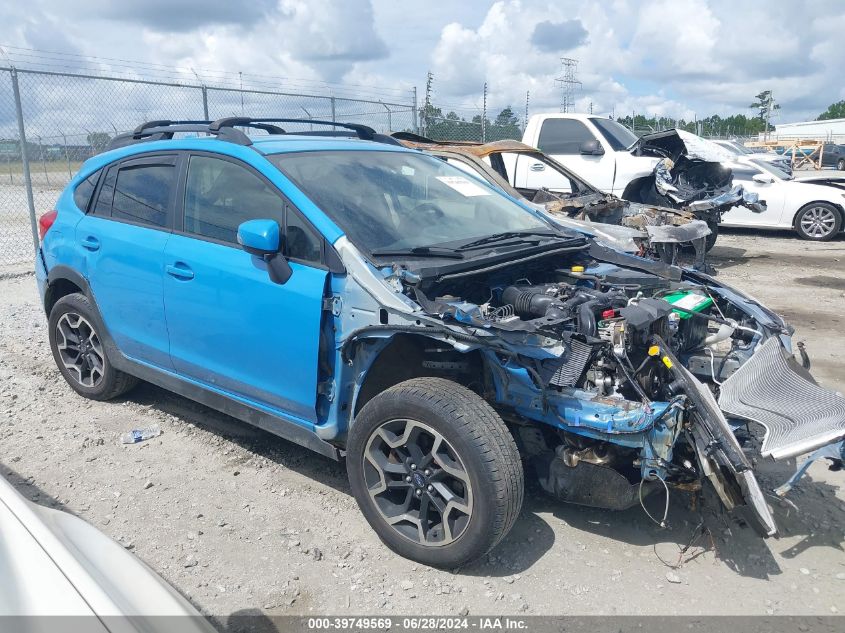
(333, 237, 845, 539)
(625, 129, 767, 227)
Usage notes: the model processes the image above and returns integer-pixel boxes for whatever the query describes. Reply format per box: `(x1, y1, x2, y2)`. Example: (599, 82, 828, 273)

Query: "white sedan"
(720, 159, 845, 240)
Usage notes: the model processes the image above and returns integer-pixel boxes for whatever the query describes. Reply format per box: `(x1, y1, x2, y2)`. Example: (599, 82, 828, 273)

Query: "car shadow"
(114, 384, 843, 582)
(121, 381, 351, 495)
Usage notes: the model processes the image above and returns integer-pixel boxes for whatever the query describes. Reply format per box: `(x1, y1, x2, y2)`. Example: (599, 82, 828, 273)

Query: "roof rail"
(210, 117, 379, 141)
(104, 117, 401, 152)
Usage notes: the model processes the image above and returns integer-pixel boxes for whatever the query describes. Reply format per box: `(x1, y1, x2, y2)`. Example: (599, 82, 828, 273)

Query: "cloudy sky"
(2, 0, 844, 124)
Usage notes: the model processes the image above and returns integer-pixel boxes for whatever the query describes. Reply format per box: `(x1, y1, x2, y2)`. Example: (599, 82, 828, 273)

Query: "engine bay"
(394, 249, 786, 535)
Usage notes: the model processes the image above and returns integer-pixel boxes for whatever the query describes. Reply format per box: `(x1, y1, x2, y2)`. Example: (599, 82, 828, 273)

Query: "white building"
(772, 118, 845, 143)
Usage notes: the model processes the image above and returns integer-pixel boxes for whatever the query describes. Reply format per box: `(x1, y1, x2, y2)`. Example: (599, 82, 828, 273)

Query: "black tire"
(48, 292, 138, 400)
(347, 377, 523, 568)
(793, 202, 842, 241)
(704, 220, 719, 252)
(837, 158, 844, 171)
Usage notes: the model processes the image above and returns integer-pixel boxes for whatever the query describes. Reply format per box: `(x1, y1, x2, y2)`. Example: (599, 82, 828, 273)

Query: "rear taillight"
(38, 210, 58, 241)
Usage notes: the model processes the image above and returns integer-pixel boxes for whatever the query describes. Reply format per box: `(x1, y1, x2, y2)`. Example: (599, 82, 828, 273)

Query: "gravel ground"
(1, 230, 844, 628)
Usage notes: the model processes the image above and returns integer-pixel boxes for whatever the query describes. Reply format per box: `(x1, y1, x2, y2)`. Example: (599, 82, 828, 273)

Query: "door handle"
(166, 262, 194, 280)
(80, 236, 100, 251)
(529, 163, 546, 172)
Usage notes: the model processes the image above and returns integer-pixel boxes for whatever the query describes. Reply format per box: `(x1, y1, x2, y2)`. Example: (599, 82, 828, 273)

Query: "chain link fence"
(0, 67, 416, 268)
(421, 115, 524, 144)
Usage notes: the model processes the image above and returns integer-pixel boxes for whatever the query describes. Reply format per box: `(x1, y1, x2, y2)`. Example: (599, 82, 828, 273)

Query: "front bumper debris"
(719, 338, 845, 460)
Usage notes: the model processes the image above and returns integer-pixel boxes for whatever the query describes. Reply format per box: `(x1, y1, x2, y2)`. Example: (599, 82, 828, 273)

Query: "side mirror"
(237, 219, 293, 285)
(752, 173, 775, 184)
(579, 139, 605, 156)
(238, 219, 279, 255)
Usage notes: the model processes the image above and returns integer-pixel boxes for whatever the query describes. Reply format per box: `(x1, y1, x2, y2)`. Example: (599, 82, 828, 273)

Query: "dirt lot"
(1, 229, 844, 627)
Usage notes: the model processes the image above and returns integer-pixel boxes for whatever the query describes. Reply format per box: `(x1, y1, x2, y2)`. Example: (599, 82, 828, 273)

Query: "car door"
(163, 153, 328, 424)
(504, 152, 575, 193)
(720, 165, 785, 227)
(535, 118, 615, 192)
(75, 154, 177, 369)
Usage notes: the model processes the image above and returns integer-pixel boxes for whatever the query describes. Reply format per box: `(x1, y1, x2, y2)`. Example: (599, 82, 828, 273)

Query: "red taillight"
(38, 210, 58, 241)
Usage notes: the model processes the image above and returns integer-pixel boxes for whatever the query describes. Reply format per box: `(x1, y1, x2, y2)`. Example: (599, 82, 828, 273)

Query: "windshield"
(590, 117, 639, 151)
(270, 150, 553, 253)
(755, 160, 793, 180)
(717, 140, 752, 155)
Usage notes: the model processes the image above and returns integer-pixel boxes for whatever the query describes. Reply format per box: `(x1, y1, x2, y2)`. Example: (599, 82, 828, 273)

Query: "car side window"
(285, 206, 322, 265)
(184, 155, 285, 243)
(537, 119, 597, 155)
(91, 166, 117, 217)
(732, 168, 759, 182)
(74, 168, 102, 212)
(111, 161, 175, 228)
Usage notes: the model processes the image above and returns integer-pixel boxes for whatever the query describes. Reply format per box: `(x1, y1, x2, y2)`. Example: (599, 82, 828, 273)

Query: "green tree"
(749, 90, 780, 136)
(817, 100, 845, 121)
(86, 132, 112, 151)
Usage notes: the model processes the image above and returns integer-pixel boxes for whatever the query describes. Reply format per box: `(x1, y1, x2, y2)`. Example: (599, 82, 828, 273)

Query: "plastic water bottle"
(121, 424, 162, 444)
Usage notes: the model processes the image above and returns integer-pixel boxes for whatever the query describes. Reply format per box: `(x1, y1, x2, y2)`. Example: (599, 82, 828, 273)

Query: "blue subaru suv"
(36, 118, 845, 567)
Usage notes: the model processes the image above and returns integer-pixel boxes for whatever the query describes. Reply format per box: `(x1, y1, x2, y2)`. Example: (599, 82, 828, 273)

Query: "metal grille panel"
(718, 337, 845, 459)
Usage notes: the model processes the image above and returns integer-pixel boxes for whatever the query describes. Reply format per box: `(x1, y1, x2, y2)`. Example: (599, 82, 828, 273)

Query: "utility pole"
(589, 101, 593, 115)
(481, 82, 488, 142)
(555, 57, 581, 113)
(524, 90, 530, 130)
(423, 71, 434, 137)
(750, 90, 779, 141)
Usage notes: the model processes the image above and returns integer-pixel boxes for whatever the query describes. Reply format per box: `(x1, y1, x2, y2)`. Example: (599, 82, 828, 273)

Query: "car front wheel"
(837, 158, 844, 171)
(346, 377, 523, 568)
(794, 202, 842, 241)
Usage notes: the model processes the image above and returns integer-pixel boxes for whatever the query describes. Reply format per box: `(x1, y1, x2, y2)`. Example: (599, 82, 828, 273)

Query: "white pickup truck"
(521, 113, 659, 196)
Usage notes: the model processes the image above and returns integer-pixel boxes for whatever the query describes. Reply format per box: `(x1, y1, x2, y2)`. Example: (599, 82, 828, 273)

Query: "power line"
(555, 57, 581, 113)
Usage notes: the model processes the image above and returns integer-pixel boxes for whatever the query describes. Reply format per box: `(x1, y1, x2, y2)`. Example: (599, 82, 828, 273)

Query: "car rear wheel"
(48, 293, 138, 400)
(837, 158, 844, 171)
(794, 202, 842, 241)
(346, 377, 523, 568)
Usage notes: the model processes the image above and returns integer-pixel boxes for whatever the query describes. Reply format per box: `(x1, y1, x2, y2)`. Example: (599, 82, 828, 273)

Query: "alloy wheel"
(800, 206, 837, 238)
(363, 418, 473, 547)
(55, 312, 105, 387)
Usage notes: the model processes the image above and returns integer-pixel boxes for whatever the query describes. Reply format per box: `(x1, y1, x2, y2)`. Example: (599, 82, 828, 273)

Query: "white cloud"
(425, 0, 845, 123)
(1, 0, 844, 127)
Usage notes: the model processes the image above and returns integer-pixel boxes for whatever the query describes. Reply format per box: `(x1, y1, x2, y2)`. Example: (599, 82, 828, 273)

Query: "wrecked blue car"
(36, 118, 845, 568)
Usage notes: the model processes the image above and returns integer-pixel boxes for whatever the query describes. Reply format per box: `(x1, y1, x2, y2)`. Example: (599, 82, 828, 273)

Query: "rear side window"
(92, 166, 117, 217)
(537, 119, 596, 155)
(112, 163, 175, 228)
(73, 169, 101, 212)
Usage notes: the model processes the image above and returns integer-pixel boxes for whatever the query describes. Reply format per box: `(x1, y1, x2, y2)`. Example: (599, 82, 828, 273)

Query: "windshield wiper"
(456, 230, 561, 251)
(370, 246, 465, 259)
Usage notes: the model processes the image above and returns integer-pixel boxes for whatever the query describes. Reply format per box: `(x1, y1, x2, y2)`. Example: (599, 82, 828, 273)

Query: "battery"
(661, 289, 713, 319)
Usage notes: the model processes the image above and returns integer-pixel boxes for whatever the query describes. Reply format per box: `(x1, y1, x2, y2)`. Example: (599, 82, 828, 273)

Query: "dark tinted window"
(112, 163, 174, 227)
(184, 155, 285, 243)
(537, 119, 596, 155)
(590, 117, 638, 151)
(73, 169, 101, 212)
(731, 168, 759, 182)
(285, 207, 322, 264)
(92, 166, 117, 217)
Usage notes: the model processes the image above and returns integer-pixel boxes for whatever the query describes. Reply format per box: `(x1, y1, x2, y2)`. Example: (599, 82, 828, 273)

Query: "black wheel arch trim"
(44, 265, 92, 312)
